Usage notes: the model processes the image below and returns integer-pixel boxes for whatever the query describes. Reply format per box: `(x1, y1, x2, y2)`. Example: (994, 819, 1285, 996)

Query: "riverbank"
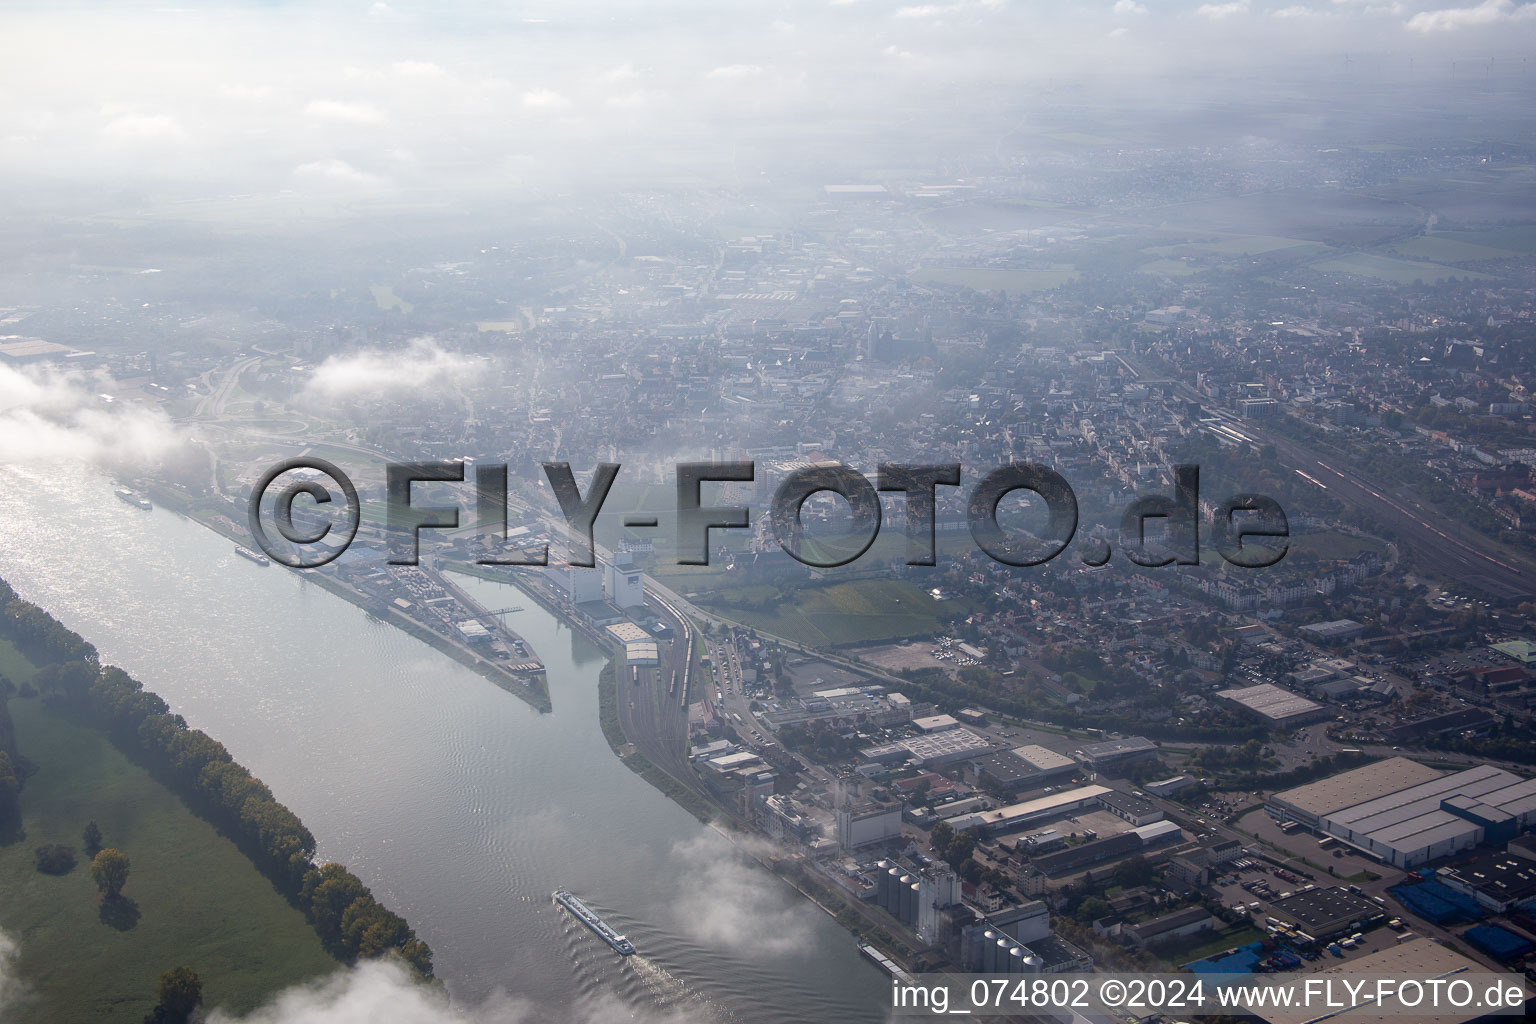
(152, 482, 919, 978)
(0, 642, 339, 1021)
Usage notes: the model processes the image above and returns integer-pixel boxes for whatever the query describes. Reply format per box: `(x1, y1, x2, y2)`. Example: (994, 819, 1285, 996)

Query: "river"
(0, 462, 891, 1023)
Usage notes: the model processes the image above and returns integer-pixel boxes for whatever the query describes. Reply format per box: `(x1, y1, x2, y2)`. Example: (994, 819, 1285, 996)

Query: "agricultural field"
(1388, 234, 1522, 264)
(1149, 234, 1323, 256)
(0, 642, 336, 1022)
(697, 578, 969, 648)
(1135, 258, 1200, 277)
(1434, 224, 1536, 254)
(369, 283, 414, 313)
(1309, 251, 1499, 285)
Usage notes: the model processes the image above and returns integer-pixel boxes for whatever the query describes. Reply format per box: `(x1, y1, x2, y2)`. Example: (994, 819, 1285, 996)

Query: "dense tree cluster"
(87, 664, 433, 975)
(34, 843, 77, 874)
(301, 863, 434, 972)
(0, 749, 17, 823)
(895, 667, 1266, 744)
(91, 847, 131, 901)
(0, 579, 98, 666)
(146, 966, 203, 1024)
(0, 574, 433, 978)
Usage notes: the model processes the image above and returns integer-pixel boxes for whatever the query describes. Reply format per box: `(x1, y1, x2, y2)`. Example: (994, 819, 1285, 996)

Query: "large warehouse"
(945, 785, 1110, 835)
(1215, 682, 1329, 727)
(1269, 758, 1536, 868)
(970, 744, 1078, 797)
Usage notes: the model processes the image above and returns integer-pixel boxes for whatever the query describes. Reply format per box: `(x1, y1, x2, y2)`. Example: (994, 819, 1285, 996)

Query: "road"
(192, 355, 260, 419)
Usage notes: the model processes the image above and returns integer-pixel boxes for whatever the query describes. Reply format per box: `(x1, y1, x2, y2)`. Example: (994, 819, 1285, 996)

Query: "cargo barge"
(553, 890, 635, 955)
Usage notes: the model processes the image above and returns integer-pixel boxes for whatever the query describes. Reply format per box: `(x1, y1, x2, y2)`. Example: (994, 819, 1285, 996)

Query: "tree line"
(0, 574, 433, 977)
(0, 577, 99, 667)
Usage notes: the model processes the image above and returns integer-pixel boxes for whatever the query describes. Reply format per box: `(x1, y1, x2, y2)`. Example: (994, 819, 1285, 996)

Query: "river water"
(0, 462, 890, 1023)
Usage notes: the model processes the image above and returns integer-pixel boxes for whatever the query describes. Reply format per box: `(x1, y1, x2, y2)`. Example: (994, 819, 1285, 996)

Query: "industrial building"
(1299, 618, 1365, 642)
(0, 337, 76, 364)
(1268, 886, 1383, 940)
(1165, 838, 1243, 887)
(1269, 758, 1536, 868)
(604, 551, 644, 609)
(1098, 790, 1164, 826)
(1266, 757, 1442, 828)
(969, 744, 1078, 797)
(1248, 938, 1525, 1024)
(1436, 850, 1536, 914)
(624, 641, 659, 665)
(862, 726, 992, 767)
(1125, 906, 1214, 949)
(986, 900, 1051, 943)
(872, 859, 963, 945)
(1145, 775, 1194, 797)
(1215, 682, 1329, 728)
(1030, 831, 1141, 878)
(1074, 736, 1158, 773)
(1131, 820, 1182, 847)
(763, 686, 911, 731)
(836, 802, 903, 849)
(567, 565, 605, 604)
(958, 925, 1044, 975)
(945, 785, 1110, 836)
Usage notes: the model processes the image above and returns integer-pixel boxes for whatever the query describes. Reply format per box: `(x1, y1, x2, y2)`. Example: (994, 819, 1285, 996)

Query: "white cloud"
(604, 91, 651, 109)
(0, 363, 188, 470)
(705, 64, 765, 79)
(1406, 0, 1536, 31)
(1274, 5, 1319, 15)
(1196, 1, 1249, 16)
(206, 961, 471, 1024)
(1113, 0, 1149, 14)
(292, 159, 387, 188)
(667, 835, 818, 958)
(102, 113, 188, 143)
(0, 930, 22, 1017)
(520, 88, 571, 109)
(201, 959, 704, 1024)
(894, 0, 1004, 17)
(303, 339, 483, 402)
(1108, 25, 1131, 35)
(392, 60, 446, 78)
(218, 84, 275, 101)
(303, 100, 386, 125)
(598, 63, 638, 84)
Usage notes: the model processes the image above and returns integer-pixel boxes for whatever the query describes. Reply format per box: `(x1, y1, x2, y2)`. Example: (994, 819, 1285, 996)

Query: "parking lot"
(1236, 806, 1406, 886)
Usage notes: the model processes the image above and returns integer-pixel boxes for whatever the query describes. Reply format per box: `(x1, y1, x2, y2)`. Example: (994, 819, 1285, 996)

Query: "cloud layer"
(668, 834, 817, 958)
(0, 930, 23, 1017)
(206, 959, 696, 1024)
(0, 363, 188, 469)
(303, 338, 484, 402)
(0, 1, 1530, 200)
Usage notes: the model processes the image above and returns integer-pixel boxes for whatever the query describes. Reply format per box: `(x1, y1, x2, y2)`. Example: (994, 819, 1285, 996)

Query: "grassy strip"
(772, 861, 916, 963)
(1, 669, 337, 1020)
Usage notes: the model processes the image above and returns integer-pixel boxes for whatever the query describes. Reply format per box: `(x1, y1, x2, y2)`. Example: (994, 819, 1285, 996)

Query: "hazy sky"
(1, 1, 1533, 200)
